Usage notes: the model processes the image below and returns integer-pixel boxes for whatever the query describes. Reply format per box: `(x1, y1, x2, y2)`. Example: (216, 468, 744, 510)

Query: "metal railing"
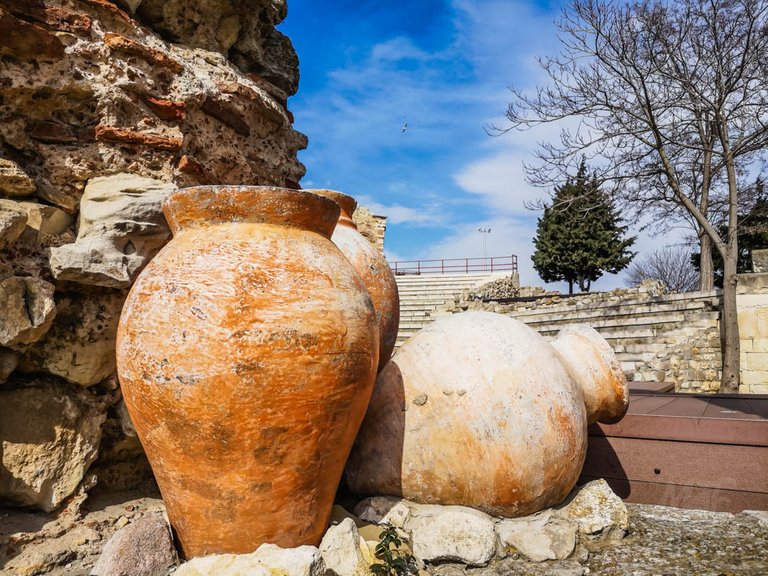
(389, 255, 518, 275)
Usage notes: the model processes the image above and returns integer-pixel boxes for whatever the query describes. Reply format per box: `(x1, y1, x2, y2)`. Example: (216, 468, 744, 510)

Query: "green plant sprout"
(370, 525, 412, 575)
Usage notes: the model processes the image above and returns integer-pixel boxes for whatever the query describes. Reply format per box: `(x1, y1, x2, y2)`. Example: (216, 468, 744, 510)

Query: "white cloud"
(371, 37, 432, 63)
(356, 194, 446, 227)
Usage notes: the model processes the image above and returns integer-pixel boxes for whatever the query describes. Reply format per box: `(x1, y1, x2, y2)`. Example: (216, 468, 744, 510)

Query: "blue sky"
(279, 0, 682, 290)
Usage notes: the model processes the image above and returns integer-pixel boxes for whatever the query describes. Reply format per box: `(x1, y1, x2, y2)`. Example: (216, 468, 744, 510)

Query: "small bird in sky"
(401, 122, 408, 134)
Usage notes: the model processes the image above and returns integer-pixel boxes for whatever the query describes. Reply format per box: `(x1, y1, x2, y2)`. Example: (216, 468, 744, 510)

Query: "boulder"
(174, 544, 325, 576)
(496, 509, 577, 561)
(49, 174, 176, 288)
(0, 382, 106, 512)
(16, 201, 73, 245)
(0, 276, 57, 348)
(0, 347, 18, 384)
(0, 158, 36, 197)
(0, 200, 28, 248)
(90, 513, 177, 576)
(353, 496, 411, 528)
(555, 479, 629, 549)
(319, 518, 371, 576)
(405, 504, 497, 567)
(19, 289, 126, 386)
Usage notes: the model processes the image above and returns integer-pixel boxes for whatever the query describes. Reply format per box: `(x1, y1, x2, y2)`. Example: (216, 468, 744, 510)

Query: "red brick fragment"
(31, 121, 78, 144)
(177, 155, 211, 184)
(75, 0, 133, 24)
(201, 98, 251, 137)
(104, 32, 183, 73)
(3, 3, 92, 35)
(95, 125, 183, 151)
(142, 96, 186, 122)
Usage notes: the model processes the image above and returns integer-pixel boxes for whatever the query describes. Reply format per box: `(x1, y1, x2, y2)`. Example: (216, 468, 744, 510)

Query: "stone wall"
(737, 272, 768, 394)
(444, 281, 724, 393)
(352, 206, 387, 254)
(0, 0, 305, 511)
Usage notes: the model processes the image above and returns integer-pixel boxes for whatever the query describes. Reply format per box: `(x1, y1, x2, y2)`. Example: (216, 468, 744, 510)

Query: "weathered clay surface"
(117, 187, 378, 557)
(552, 326, 628, 424)
(49, 174, 176, 288)
(0, 381, 107, 512)
(347, 312, 619, 517)
(308, 189, 400, 370)
(90, 513, 177, 576)
(19, 289, 126, 387)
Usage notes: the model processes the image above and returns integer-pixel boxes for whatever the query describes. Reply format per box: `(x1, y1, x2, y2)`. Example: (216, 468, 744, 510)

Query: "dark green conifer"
(532, 160, 636, 293)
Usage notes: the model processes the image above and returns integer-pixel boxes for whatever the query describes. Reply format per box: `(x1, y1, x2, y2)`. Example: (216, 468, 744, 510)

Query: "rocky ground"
(1, 486, 766, 576)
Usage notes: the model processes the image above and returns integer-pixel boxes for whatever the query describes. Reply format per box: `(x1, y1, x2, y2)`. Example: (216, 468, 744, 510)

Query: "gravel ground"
(431, 504, 768, 576)
(2, 495, 766, 575)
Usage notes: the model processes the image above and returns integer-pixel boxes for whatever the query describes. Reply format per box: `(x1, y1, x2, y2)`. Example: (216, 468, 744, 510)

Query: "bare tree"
(499, 0, 768, 392)
(626, 247, 701, 292)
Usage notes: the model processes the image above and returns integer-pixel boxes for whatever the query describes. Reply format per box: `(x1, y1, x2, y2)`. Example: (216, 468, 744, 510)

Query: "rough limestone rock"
(134, 0, 299, 95)
(0, 276, 57, 348)
(320, 518, 371, 576)
(555, 480, 629, 549)
(49, 174, 176, 288)
(354, 496, 411, 528)
(174, 544, 325, 576)
(0, 158, 36, 197)
(15, 201, 74, 244)
(0, 382, 106, 512)
(19, 289, 125, 386)
(90, 513, 177, 576)
(405, 504, 497, 567)
(496, 509, 577, 562)
(0, 199, 28, 248)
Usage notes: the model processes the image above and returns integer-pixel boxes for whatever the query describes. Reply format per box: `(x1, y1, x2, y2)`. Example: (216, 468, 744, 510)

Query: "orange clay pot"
(307, 189, 399, 370)
(116, 186, 379, 558)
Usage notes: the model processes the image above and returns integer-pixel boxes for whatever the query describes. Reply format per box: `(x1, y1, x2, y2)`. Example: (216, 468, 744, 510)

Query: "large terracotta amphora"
(116, 186, 379, 558)
(307, 189, 399, 370)
(345, 312, 627, 517)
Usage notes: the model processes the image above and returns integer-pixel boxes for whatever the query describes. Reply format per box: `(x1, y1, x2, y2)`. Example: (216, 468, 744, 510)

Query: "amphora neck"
(304, 189, 358, 229)
(163, 186, 340, 239)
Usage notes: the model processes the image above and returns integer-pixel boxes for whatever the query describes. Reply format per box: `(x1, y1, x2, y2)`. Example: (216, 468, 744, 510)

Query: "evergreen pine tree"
(532, 160, 636, 293)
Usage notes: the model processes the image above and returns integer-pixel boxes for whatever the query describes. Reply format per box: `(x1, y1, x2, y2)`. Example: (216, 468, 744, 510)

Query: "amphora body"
(345, 311, 627, 517)
(307, 189, 400, 370)
(116, 186, 379, 557)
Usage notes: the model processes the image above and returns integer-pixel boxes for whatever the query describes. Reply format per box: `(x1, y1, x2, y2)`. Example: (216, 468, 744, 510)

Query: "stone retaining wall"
(737, 272, 768, 394)
(448, 276, 767, 394)
(444, 282, 724, 393)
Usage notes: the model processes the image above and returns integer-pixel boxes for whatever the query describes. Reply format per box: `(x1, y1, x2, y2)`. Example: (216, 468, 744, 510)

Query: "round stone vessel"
(306, 189, 399, 370)
(116, 186, 379, 558)
(344, 311, 628, 517)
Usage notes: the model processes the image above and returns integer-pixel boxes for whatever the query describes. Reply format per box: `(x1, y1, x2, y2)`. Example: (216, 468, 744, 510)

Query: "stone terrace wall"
(737, 272, 768, 394)
(0, 0, 305, 511)
(444, 282, 724, 393)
